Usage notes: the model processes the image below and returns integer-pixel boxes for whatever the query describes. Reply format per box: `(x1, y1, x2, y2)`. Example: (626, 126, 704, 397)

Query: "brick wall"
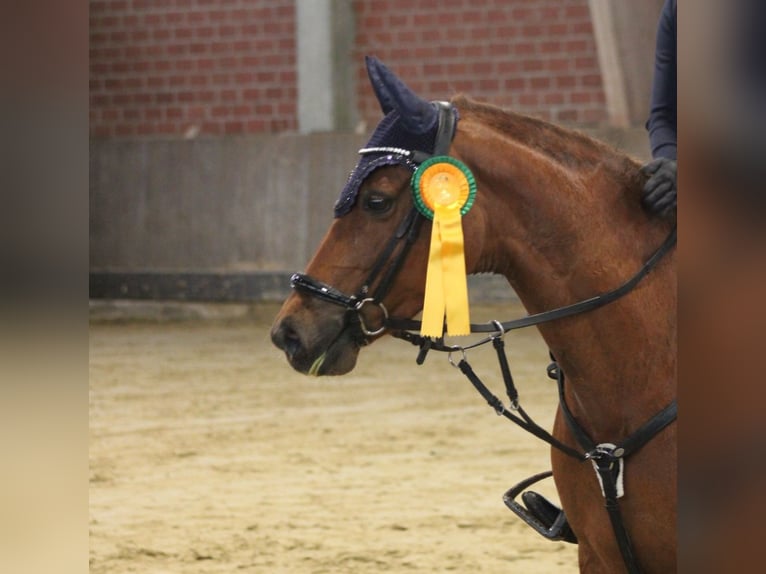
(354, 0, 607, 128)
(89, 0, 297, 138)
(89, 0, 607, 139)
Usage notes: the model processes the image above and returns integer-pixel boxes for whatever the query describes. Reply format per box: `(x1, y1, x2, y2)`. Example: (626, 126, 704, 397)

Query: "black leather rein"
(291, 225, 677, 343)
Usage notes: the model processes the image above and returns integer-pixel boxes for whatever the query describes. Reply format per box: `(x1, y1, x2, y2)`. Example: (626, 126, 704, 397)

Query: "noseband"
(290, 204, 423, 337)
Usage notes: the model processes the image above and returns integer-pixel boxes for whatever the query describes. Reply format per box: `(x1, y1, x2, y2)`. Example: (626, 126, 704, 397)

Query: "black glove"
(640, 157, 676, 217)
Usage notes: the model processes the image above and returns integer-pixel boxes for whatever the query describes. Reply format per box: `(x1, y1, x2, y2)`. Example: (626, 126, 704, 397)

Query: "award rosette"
(412, 156, 476, 337)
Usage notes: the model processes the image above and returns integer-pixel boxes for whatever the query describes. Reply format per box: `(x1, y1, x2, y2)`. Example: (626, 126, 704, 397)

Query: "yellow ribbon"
(419, 169, 471, 337)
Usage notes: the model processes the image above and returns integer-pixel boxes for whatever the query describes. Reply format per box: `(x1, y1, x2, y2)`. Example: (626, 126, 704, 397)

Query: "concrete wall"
(90, 127, 650, 278)
(90, 133, 364, 272)
(89, 1, 664, 302)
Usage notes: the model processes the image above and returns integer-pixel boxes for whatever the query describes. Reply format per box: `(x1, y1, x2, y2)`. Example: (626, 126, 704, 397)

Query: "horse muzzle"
(270, 303, 368, 376)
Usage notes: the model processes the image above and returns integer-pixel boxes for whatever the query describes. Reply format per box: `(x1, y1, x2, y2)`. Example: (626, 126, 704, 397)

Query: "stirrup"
(503, 471, 578, 544)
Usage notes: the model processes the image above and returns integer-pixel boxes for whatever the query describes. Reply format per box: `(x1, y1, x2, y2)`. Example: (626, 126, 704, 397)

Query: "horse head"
(272, 57, 670, 379)
(271, 57, 488, 375)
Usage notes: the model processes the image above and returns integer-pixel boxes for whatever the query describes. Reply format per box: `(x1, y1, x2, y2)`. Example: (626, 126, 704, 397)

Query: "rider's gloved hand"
(640, 157, 677, 218)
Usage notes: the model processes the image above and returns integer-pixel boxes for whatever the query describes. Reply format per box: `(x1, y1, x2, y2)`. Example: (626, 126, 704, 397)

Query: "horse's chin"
(286, 327, 361, 376)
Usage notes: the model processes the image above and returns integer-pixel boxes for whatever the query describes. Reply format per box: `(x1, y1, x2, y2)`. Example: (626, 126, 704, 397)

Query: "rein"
(289, 103, 677, 574)
(292, 225, 677, 344)
(440, 333, 676, 574)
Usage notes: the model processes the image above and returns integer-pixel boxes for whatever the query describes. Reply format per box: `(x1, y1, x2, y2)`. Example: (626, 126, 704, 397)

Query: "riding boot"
(521, 491, 578, 544)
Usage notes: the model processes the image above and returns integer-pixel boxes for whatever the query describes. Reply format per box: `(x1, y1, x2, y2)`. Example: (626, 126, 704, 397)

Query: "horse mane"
(450, 94, 645, 195)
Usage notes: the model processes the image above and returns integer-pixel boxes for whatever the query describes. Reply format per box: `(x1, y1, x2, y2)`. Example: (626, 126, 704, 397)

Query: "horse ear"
(365, 55, 438, 134)
(366, 55, 397, 115)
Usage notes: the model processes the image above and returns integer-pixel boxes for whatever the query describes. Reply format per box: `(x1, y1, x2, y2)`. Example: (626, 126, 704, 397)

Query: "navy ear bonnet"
(333, 56, 456, 218)
(333, 109, 440, 217)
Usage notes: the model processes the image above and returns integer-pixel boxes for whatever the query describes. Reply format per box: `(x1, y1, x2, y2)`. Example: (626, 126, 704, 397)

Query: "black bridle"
(289, 103, 677, 574)
(290, 204, 423, 337)
(291, 101, 456, 337)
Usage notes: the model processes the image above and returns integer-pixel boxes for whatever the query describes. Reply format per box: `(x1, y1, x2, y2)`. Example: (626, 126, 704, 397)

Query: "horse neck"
(453, 113, 676, 434)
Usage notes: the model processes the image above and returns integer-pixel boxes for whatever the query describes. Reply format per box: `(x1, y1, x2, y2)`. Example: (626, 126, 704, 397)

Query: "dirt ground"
(89, 302, 579, 573)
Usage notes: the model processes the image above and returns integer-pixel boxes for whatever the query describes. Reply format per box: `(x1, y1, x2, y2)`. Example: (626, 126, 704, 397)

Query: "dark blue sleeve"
(646, 0, 677, 160)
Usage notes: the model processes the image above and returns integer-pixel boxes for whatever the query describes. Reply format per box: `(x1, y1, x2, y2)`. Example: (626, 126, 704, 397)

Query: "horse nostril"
(271, 320, 304, 360)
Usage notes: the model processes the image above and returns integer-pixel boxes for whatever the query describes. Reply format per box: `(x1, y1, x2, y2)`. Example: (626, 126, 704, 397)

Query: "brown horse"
(271, 58, 676, 573)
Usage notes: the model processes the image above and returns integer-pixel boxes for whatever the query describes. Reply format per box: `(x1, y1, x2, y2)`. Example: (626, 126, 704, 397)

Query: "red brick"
(131, 29, 150, 42)
(197, 59, 215, 71)
(423, 63, 444, 76)
(582, 74, 602, 87)
(497, 61, 520, 75)
(572, 21, 594, 35)
(540, 41, 561, 54)
(570, 92, 592, 104)
(521, 59, 544, 73)
(146, 77, 164, 89)
(92, 125, 111, 138)
(92, 0, 605, 138)
(246, 119, 267, 131)
(472, 61, 492, 76)
(155, 92, 174, 104)
(565, 40, 588, 52)
(103, 108, 121, 121)
(189, 75, 208, 87)
(187, 106, 206, 120)
(555, 75, 577, 89)
(91, 1, 108, 14)
(546, 59, 570, 72)
(565, 4, 591, 19)
(543, 92, 565, 105)
(225, 121, 245, 133)
(166, 44, 187, 56)
(123, 109, 141, 121)
(144, 108, 162, 120)
(195, 26, 215, 39)
(174, 27, 194, 40)
(132, 61, 151, 73)
(202, 122, 223, 135)
(211, 106, 232, 118)
(440, 45, 460, 58)
(546, 23, 568, 36)
(514, 42, 535, 56)
(115, 124, 135, 136)
(479, 78, 500, 91)
(575, 57, 597, 70)
(556, 109, 578, 122)
(429, 80, 450, 93)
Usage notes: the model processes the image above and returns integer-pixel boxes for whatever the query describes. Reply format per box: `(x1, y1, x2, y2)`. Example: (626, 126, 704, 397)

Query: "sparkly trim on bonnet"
(334, 107, 442, 217)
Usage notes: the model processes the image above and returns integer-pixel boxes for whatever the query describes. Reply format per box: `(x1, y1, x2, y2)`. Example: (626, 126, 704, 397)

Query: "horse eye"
(364, 194, 393, 214)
